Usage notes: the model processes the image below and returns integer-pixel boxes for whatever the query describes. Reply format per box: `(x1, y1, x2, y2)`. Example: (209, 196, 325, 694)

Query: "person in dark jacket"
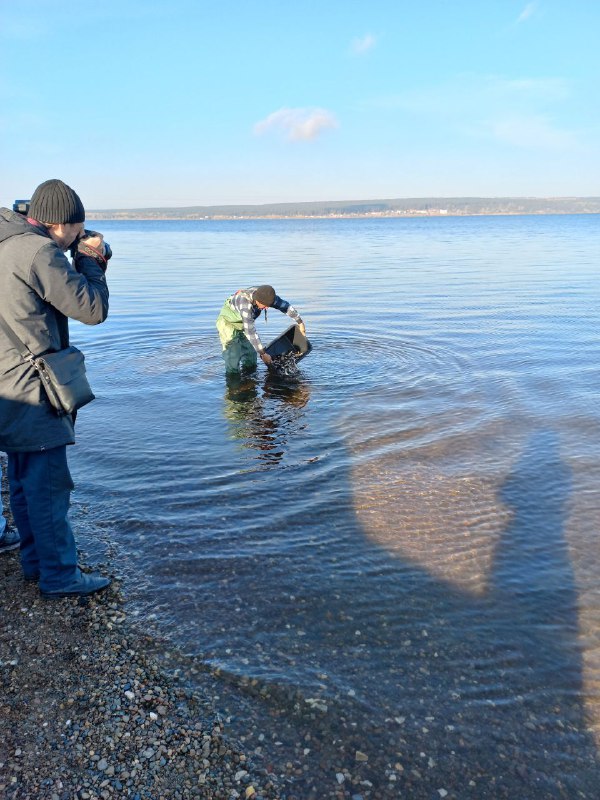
(0, 179, 111, 598)
(215, 285, 306, 373)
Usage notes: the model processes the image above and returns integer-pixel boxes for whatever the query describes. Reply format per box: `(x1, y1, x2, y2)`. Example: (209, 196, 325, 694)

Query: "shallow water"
(71, 215, 600, 795)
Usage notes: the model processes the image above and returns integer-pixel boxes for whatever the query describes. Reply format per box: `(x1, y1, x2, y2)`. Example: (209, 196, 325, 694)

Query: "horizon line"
(88, 194, 600, 212)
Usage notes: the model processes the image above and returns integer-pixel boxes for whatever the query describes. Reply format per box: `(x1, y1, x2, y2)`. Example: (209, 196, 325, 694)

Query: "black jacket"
(0, 208, 109, 452)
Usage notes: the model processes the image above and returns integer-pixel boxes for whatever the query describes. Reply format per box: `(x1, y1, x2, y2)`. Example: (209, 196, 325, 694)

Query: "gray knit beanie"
(29, 179, 85, 224)
(253, 285, 276, 306)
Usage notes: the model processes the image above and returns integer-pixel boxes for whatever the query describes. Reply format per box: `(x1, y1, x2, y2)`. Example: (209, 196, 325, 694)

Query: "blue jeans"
(7, 446, 78, 591)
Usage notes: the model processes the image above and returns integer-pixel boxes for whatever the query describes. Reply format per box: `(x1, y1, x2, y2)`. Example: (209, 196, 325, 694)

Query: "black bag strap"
(0, 314, 37, 364)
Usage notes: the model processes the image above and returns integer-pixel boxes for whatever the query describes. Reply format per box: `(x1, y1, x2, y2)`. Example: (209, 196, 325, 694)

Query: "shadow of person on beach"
(462, 429, 596, 797)
(491, 430, 581, 688)
(137, 369, 599, 800)
(191, 427, 599, 800)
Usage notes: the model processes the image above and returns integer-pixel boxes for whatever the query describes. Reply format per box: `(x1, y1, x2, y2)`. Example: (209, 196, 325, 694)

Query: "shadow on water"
(95, 348, 598, 798)
(460, 429, 595, 797)
(491, 430, 581, 690)
(177, 416, 598, 799)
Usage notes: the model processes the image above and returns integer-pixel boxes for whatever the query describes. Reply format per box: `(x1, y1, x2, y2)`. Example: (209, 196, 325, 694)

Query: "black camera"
(13, 199, 30, 215)
(79, 230, 113, 262)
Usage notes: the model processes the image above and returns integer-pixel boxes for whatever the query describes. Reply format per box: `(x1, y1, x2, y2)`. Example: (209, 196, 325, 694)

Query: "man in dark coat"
(0, 179, 111, 597)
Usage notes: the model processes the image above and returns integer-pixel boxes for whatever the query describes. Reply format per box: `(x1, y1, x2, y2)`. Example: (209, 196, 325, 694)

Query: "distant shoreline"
(88, 209, 600, 221)
(87, 195, 600, 220)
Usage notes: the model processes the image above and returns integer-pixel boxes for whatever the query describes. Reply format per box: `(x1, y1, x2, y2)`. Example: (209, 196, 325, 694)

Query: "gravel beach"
(1, 457, 286, 800)
(0, 544, 375, 800)
(5, 551, 600, 800)
(0, 549, 285, 800)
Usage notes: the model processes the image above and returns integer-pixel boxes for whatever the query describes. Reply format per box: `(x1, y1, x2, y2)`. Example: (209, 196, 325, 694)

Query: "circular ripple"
(82, 326, 475, 404)
(300, 328, 469, 394)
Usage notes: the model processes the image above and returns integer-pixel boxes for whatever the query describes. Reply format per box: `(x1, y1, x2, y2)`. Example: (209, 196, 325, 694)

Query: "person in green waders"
(216, 285, 306, 373)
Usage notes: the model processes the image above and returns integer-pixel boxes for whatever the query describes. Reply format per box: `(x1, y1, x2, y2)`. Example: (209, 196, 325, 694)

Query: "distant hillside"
(89, 197, 600, 219)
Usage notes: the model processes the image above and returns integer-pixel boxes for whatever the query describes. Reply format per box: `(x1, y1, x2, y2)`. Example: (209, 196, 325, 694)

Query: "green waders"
(215, 297, 258, 373)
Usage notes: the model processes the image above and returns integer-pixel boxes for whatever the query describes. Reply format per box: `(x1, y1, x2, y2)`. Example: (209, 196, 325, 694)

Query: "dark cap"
(253, 285, 276, 306)
(29, 179, 85, 224)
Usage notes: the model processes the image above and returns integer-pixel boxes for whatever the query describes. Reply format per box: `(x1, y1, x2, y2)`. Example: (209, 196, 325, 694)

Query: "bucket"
(264, 324, 312, 360)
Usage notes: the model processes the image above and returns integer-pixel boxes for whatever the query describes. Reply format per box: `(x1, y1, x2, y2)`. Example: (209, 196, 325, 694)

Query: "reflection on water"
(68, 215, 600, 796)
(223, 370, 311, 464)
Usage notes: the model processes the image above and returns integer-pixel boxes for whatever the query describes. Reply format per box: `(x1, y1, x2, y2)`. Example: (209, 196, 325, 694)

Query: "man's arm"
(234, 294, 265, 354)
(27, 242, 109, 325)
(272, 295, 305, 335)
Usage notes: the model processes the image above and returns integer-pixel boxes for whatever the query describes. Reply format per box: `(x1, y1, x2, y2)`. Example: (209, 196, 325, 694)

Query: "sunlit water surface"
(70, 216, 600, 797)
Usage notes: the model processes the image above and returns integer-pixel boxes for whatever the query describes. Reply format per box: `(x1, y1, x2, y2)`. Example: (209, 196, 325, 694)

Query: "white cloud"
(351, 33, 377, 55)
(253, 107, 338, 141)
(517, 2, 537, 23)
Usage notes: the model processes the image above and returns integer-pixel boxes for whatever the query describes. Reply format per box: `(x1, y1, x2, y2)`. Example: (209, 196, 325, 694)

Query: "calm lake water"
(71, 215, 600, 797)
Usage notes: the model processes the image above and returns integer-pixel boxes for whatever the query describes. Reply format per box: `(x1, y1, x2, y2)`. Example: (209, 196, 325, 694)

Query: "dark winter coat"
(0, 208, 109, 452)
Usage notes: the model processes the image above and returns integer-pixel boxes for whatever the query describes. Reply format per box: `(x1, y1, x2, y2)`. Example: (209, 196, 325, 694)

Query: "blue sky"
(1, 0, 598, 208)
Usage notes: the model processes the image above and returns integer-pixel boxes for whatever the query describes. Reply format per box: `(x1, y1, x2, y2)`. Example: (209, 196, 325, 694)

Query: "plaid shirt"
(230, 288, 303, 354)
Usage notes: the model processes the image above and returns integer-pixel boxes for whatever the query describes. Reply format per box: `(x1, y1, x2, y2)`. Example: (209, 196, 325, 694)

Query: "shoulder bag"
(0, 317, 95, 416)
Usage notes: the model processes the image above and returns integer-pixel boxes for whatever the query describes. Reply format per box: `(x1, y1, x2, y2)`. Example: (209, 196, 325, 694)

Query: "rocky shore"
(1, 548, 385, 800)
(0, 551, 283, 800)
(1, 456, 286, 800)
(0, 457, 390, 800)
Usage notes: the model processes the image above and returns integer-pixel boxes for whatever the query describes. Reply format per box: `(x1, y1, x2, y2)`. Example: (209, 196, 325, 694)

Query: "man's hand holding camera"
(72, 230, 112, 271)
